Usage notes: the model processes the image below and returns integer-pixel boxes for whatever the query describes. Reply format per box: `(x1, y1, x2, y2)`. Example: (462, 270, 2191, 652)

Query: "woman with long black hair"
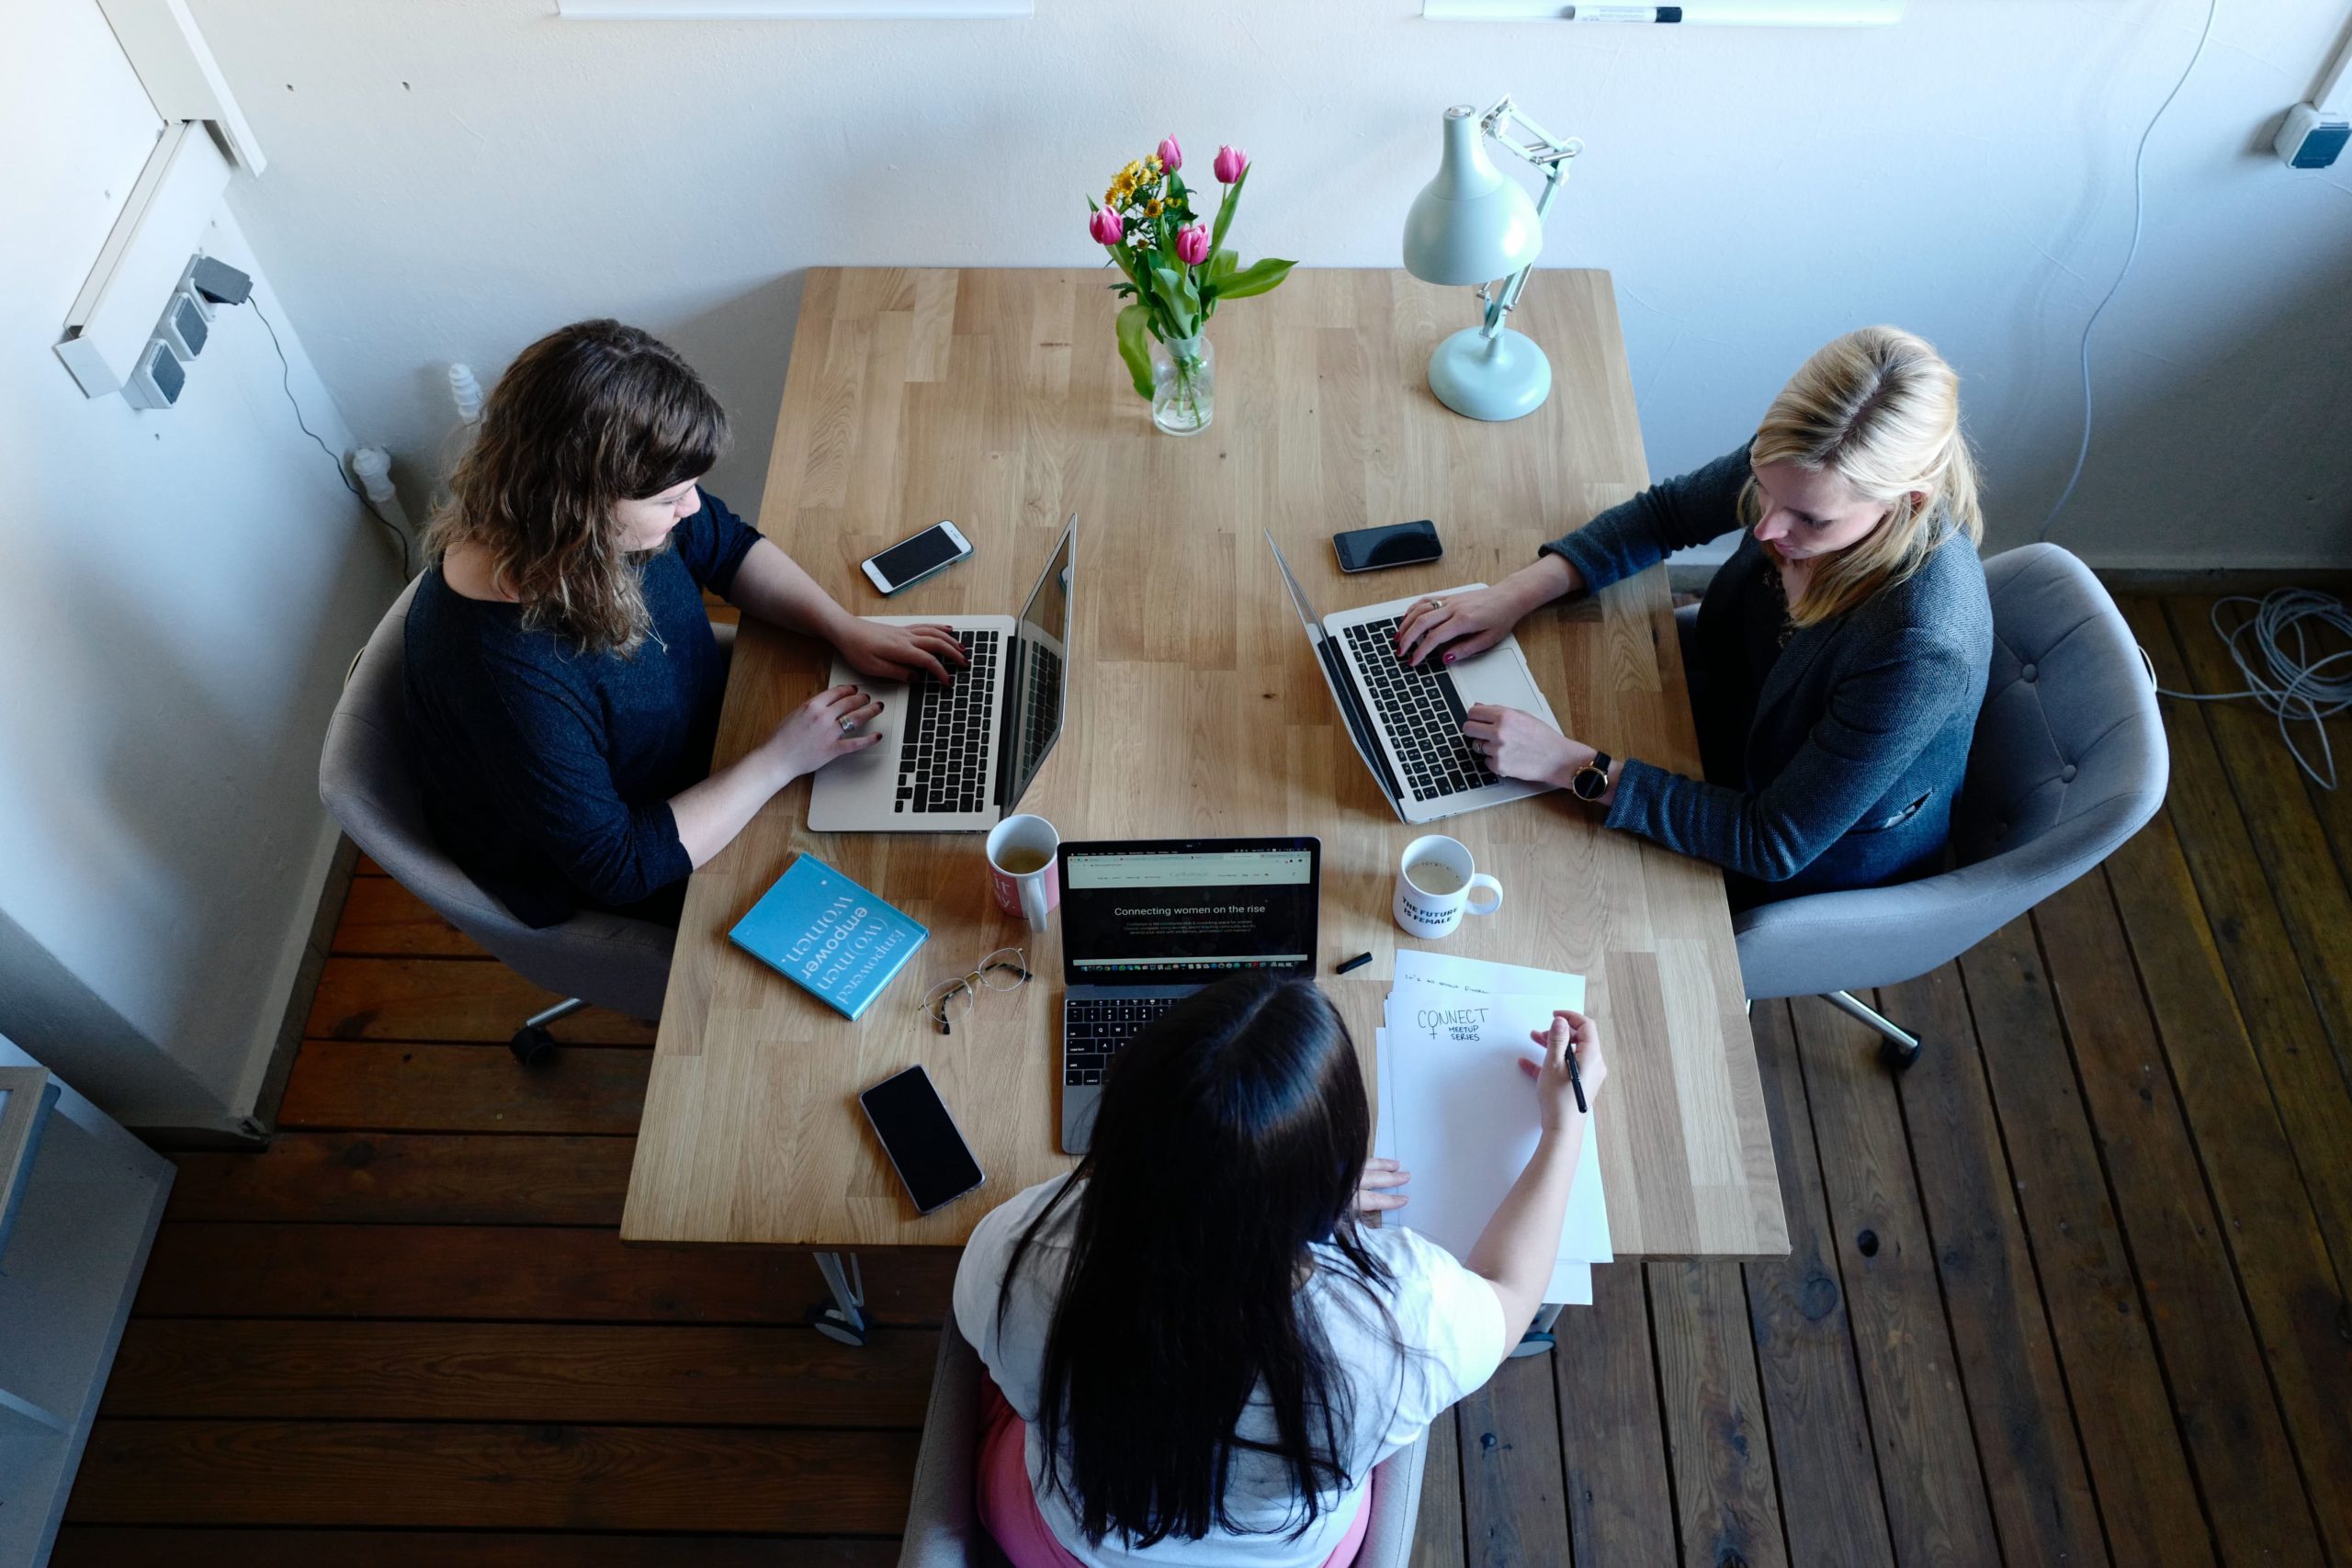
(952, 973, 1605, 1567)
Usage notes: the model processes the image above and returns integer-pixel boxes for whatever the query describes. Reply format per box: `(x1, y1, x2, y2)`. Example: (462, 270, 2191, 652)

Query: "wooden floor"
(57, 595, 2352, 1567)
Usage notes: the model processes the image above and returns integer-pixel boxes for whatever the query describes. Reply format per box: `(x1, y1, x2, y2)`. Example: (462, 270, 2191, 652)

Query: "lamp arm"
(1477, 95, 1583, 168)
(1482, 156, 1572, 337)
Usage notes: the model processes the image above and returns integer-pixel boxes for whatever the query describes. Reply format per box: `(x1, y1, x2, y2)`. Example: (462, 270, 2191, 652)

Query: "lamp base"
(1427, 326, 1552, 423)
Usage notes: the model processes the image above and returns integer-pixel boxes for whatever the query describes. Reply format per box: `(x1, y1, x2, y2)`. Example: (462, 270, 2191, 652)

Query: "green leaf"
(1210, 164, 1249, 254)
(1213, 256, 1295, 301)
(1115, 304, 1154, 400)
(1209, 247, 1238, 281)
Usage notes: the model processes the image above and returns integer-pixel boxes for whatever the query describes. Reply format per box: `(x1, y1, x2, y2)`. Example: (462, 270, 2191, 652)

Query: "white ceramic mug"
(986, 814, 1060, 933)
(1392, 834, 1503, 940)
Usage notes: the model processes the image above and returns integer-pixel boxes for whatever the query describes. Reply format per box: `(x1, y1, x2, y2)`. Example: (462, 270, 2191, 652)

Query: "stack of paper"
(1373, 950, 1611, 1306)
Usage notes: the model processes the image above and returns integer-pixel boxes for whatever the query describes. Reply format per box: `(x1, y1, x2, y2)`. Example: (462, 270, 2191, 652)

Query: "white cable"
(2156, 589, 2352, 789)
(2040, 0, 2220, 541)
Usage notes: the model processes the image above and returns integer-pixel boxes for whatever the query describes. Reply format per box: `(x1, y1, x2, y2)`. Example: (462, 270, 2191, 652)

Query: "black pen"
(1335, 952, 1374, 976)
(1566, 1042, 1589, 1115)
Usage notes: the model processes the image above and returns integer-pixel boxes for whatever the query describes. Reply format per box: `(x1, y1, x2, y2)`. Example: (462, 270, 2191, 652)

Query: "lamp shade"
(1402, 105, 1544, 285)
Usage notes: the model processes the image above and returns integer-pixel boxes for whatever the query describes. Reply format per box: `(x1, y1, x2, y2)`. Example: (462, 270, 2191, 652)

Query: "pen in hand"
(1566, 1043, 1588, 1116)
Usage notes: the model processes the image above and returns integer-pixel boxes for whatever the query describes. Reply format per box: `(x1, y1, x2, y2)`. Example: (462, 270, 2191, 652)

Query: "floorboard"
(1737, 999, 1896, 1568)
(1959, 919, 2217, 1567)
(74, 592, 2352, 1563)
(1876, 962, 2109, 1567)
(2032, 875, 2329, 1564)
(1784, 995, 2003, 1566)
(64, 1420, 918, 1532)
(164, 1132, 636, 1225)
(51, 1530, 900, 1568)
(1554, 1264, 1678, 1567)
(277, 1041, 650, 1134)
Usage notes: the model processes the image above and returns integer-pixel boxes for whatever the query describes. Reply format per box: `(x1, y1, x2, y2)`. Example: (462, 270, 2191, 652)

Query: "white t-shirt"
(953, 1177, 1510, 1568)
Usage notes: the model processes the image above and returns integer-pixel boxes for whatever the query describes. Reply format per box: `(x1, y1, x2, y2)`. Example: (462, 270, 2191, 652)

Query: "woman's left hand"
(834, 619, 970, 685)
(1355, 1156, 1410, 1214)
(1463, 704, 1596, 792)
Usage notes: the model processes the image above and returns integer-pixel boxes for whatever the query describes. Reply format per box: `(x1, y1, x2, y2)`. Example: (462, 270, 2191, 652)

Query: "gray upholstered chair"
(1724, 542, 2167, 1068)
(318, 579, 705, 1064)
(897, 1319, 1430, 1568)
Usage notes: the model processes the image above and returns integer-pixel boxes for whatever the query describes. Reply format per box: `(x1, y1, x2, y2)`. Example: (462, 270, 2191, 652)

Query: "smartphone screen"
(859, 1066, 986, 1214)
(1335, 520, 1442, 573)
(868, 524, 966, 591)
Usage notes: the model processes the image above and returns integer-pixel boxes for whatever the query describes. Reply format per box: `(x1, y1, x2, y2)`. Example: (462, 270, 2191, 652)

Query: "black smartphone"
(1334, 519, 1442, 574)
(858, 1065, 986, 1215)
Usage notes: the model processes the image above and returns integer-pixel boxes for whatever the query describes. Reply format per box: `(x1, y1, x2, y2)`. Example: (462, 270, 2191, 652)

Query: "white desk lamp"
(1401, 97, 1581, 421)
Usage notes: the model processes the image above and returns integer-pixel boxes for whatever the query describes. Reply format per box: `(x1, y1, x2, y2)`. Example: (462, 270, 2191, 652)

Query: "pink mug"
(987, 814, 1060, 932)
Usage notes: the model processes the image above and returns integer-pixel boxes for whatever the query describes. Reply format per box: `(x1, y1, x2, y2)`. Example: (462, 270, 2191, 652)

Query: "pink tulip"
(1175, 222, 1211, 266)
(1214, 144, 1248, 184)
(1089, 208, 1125, 247)
(1158, 135, 1183, 174)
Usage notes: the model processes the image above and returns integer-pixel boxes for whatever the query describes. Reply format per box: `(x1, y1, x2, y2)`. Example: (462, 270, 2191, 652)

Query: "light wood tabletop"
(622, 266, 1788, 1260)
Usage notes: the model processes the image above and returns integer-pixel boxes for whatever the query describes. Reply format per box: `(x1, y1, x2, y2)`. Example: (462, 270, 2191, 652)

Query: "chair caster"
(509, 1025, 558, 1067)
(1508, 1329, 1557, 1359)
(808, 1303, 868, 1348)
(1879, 1032, 1921, 1073)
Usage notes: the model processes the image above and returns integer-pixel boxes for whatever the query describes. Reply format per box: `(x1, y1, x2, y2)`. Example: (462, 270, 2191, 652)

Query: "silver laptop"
(1055, 836, 1321, 1155)
(808, 517, 1076, 833)
(1265, 535, 1563, 824)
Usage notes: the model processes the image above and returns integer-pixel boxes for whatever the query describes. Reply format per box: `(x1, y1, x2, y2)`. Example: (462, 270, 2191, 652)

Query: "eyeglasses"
(922, 948, 1032, 1035)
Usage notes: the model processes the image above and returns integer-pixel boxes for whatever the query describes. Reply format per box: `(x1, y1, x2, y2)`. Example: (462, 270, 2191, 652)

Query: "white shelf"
(0, 1039, 174, 1568)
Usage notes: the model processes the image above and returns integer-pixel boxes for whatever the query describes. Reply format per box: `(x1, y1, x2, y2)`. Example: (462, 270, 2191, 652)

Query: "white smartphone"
(862, 520, 972, 595)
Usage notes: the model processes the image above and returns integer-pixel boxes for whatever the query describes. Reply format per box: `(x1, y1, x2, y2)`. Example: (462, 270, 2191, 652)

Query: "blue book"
(730, 854, 930, 1021)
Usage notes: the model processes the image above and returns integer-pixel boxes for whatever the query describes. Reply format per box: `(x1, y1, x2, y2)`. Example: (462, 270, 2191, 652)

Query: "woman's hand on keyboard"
(768, 684, 886, 780)
(1463, 704, 1593, 792)
(1395, 584, 1522, 668)
(836, 619, 970, 685)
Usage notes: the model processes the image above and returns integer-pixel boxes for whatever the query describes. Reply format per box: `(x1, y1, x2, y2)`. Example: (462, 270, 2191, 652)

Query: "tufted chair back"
(319, 578, 683, 1022)
(1735, 543, 2168, 1001)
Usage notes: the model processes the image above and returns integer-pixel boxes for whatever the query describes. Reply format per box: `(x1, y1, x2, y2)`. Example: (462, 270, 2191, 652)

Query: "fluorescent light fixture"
(1424, 1, 1904, 22)
(558, 0, 1029, 16)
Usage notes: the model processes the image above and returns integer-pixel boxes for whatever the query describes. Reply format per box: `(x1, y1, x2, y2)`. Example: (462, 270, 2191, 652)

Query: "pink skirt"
(977, 1378, 1371, 1568)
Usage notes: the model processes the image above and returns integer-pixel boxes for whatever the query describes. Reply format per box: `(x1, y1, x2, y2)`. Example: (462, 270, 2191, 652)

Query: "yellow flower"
(1145, 197, 1164, 217)
(1148, 153, 1163, 173)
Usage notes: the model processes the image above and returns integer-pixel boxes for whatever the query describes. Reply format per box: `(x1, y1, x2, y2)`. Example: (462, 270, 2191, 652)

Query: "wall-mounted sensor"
(158, 289, 209, 359)
(2275, 102, 2349, 168)
(122, 338, 187, 411)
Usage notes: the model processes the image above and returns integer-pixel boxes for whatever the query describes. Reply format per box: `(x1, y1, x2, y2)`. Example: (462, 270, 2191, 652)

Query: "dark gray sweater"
(1544, 446, 1992, 898)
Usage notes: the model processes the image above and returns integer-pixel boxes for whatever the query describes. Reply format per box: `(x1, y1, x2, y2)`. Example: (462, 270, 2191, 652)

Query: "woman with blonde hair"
(406, 319, 967, 928)
(1397, 326, 1992, 904)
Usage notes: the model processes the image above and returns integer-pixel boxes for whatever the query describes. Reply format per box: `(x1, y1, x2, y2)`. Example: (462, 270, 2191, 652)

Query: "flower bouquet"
(1087, 137, 1295, 434)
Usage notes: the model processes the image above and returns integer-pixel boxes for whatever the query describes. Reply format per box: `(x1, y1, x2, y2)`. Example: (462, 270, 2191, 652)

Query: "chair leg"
(1822, 989, 1921, 1073)
(510, 998, 586, 1066)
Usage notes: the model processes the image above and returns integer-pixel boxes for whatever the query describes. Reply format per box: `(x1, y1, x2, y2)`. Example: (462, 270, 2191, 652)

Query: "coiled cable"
(2156, 589, 2352, 789)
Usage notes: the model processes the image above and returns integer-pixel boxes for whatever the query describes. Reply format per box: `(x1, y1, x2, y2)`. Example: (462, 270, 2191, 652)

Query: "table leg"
(808, 1250, 868, 1348)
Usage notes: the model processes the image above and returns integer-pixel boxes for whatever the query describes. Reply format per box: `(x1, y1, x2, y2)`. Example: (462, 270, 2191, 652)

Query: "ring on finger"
(1429, 597, 1448, 612)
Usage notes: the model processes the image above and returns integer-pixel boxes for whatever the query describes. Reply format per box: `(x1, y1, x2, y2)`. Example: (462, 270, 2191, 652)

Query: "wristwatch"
(1569, 750, 1613, 804)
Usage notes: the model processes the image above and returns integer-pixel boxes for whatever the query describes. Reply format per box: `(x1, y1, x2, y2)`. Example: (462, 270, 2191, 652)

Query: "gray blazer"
(1544, 446, 1992, 897)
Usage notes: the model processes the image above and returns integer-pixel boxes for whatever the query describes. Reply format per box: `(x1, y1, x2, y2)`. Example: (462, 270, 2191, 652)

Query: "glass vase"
(1150, 333, 1215, 436)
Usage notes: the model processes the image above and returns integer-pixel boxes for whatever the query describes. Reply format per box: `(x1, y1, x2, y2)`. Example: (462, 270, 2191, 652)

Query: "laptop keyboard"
(1342, 617, 1500, 801)
(896, 629, 999, 815)
(1064, 995, 1182, 1085)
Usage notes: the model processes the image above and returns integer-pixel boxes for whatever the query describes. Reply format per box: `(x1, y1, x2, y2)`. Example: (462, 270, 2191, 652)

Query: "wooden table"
(623, 268, 1788, 1295)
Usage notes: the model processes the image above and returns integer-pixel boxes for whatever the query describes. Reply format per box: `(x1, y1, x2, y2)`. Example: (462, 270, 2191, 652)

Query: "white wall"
(0, 0, 401, 1129)
(187, 0, 2352, 569)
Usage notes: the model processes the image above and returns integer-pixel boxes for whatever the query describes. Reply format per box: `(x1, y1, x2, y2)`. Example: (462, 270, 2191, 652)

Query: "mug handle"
(1465, 874, 1504, 917)
(1020, 874, 1051, 933)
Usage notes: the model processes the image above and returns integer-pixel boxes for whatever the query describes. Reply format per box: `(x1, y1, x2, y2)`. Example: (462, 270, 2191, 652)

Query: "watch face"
(1573, 767, 1604, 802)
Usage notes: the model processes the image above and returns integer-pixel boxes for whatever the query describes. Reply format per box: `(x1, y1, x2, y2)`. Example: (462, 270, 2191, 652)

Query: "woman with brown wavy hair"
(404, 319, 965, 928)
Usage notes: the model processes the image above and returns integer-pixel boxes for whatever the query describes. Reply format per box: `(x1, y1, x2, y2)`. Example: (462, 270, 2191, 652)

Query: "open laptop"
(1266, 534, 1563, 824)
(808, 516, 1076, 833)
(1054, 836, 1321, 1155)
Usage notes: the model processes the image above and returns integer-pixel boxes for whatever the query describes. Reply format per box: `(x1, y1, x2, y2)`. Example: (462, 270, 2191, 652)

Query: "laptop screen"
(993, 516, 1077, 812)
(1057, 837, 1320, 987)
